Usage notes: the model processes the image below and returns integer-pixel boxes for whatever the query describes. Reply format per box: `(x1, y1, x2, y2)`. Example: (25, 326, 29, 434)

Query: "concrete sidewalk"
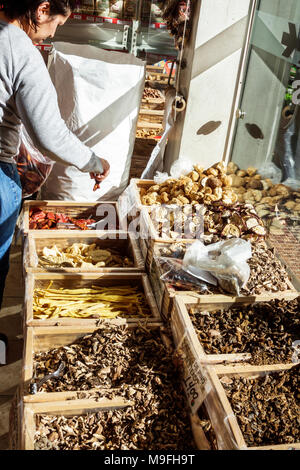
(0, 240, 24, 450)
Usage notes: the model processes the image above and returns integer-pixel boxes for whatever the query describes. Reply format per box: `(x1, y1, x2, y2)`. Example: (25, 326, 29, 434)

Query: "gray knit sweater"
(0, 20, 103, 173)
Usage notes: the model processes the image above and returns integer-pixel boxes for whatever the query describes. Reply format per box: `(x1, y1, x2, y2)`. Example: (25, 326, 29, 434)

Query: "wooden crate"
(24, 231, 144, 274)
(23, 200, 125, 234)
(21, 398, 133, 450)
(22, 322, 163, 402)
(21, 399, 203, 450)
(146, 238, 299, 321)
(172, 295, 300, 366)
(205, 363, 300, 450)
(24, 273, 161, 327)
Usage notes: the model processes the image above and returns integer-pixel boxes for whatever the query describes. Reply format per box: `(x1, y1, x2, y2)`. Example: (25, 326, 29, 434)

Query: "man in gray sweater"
(0, 0, 110, 313)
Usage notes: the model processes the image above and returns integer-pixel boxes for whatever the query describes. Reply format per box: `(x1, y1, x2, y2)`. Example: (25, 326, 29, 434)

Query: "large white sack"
(41, 42, 145, 201)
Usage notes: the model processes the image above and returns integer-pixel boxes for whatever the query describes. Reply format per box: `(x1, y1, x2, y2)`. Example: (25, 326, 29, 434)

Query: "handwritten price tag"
(176, 332, 211, 414)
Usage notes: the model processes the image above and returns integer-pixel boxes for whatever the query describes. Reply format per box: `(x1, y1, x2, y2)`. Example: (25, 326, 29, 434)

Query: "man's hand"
(90, 158, 110, 191)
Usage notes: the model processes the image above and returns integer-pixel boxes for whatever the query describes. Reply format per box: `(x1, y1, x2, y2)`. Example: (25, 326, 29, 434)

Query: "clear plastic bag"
(15, 126, 54, 198)
(170, 158, 194, 179)
(258, 162, 282, 183)
(183, 239, 252, 296)
(154, 171, 170, 184)
(153, 158, 194, 184)
(157, 257, 210, 292)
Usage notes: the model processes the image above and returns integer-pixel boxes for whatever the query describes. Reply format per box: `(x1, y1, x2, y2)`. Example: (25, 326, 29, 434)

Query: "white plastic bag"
(41, 42, 145, 201)
(183, 238, 252, 296)
(152, 158, 194, 184)
(170, 158, 194, 179)
(154, 171, 170, 184)
(258, 162, 282, 183)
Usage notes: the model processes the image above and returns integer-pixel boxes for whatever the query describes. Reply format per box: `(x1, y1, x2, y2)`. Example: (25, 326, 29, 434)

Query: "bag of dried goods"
(42, 42, 145, 201)
(15, 125, 54, 198)
(183, 238, 252, 296)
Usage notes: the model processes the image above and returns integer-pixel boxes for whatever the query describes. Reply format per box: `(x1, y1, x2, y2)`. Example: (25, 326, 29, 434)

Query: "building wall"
(164, 0, 252, 172)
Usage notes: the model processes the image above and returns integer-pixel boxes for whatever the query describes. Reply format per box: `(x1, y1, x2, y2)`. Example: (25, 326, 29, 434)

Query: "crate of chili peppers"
(23, 200, 126, 234)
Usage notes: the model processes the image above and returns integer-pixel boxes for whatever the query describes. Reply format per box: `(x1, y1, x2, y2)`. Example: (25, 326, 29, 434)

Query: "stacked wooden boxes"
(169, 295, 300, 449)
(15, 199, 201, 450)
(124, 179, 299, 320)
(117, 177, 300, 450)
(136, 67, 167, 140)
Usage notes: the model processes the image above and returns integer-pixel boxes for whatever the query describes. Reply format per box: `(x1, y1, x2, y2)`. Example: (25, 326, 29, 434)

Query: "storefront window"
(232, 0, 300, 184)
(231, 0, 300, 281)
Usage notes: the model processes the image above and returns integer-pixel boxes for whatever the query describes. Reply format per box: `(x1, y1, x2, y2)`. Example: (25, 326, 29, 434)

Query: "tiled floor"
(0, 240, 24, 450)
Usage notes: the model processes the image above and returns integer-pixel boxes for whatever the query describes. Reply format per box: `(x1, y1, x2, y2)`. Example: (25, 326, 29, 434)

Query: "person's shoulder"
(2, 22, 42, 63)
(1, 21, 34, 50)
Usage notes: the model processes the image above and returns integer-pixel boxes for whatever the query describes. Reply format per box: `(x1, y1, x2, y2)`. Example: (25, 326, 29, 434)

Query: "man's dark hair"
(1, 1, 76, 30)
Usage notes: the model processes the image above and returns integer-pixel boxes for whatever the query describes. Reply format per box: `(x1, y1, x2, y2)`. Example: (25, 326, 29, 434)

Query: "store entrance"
(231, 0, 300, 186)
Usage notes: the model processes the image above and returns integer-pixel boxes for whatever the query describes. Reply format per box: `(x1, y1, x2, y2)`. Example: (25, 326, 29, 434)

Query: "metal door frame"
(223, 0, 260, 164)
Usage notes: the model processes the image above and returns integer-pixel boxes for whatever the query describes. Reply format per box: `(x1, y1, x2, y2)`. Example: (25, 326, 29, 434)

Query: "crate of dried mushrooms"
(21, 322, 204, 450)
(205, 363, 300, 450)
(129, 162, 267, 252)
(24, 272, 160, 327)
(173, 296, 300, 366)
(24, 231, 144, 274)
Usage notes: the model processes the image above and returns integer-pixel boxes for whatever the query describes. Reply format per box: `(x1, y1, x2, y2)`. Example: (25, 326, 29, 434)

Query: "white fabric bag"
(41, 42, 145, 201)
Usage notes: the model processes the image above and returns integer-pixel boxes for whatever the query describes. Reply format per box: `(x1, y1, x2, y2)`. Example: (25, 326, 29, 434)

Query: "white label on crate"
(86, 15, 95, 21)
(73, 14, 82, 19)
(176, 332, 211, 413)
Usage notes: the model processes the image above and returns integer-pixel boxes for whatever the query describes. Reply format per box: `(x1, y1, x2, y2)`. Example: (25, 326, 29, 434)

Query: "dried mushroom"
(140, 162, 238, 207)
(149, 201, 266, 243)
(222, 365, 300, 447)
(228, 162, 300, 237)
(156, 241, 292, 295)
(189, 298, 300, 365)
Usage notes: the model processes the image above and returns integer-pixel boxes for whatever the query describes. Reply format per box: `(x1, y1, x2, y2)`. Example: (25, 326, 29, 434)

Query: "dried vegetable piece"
(29, 207, 96, 230)
(189, 298, 300, 365)
(38, 243, 133, 269)
(222, 365, 300, 447)
(33, 283, 151, 319)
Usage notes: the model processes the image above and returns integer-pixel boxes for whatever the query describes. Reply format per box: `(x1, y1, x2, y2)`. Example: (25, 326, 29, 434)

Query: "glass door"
(231, 0, 300, 183)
